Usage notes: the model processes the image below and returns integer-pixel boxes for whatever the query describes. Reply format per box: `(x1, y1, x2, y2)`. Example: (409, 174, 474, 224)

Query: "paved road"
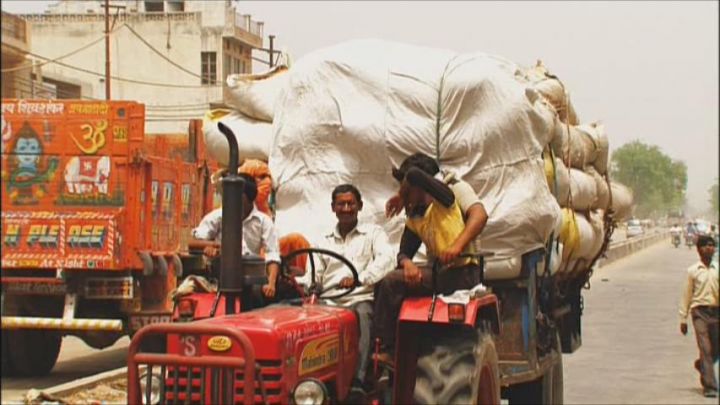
(0, 336, 129, 403)
(2, 240, 716, 404)
(565, 241, 719, 404)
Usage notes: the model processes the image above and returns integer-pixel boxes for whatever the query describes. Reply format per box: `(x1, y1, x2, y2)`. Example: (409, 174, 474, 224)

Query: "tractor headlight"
(292, 379, 328, 405)
(139, 370, 162, 405)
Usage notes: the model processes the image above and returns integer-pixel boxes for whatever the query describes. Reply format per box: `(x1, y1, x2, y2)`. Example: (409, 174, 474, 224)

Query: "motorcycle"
(685, 233, 695, 249)
(672, 233, 681, 248)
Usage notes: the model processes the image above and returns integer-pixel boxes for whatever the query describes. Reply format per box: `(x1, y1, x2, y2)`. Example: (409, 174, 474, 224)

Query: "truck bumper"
(2, 316, 123, 332)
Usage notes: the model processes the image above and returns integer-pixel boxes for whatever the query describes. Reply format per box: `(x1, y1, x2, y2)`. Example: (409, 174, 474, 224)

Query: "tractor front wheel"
(414, 328, 500, 405)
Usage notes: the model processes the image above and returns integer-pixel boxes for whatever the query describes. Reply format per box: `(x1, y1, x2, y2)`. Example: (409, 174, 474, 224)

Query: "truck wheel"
(1, 330, 16, 376)
(414, 329, 500, 405)
(7, 329, 62, 376)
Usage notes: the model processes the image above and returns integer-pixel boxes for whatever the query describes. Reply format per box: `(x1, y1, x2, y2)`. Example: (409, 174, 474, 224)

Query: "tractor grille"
(158, 360, 284, 404)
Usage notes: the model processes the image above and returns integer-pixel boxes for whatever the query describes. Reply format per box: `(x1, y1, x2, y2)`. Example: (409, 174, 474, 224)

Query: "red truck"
(1, 99, 214, 376)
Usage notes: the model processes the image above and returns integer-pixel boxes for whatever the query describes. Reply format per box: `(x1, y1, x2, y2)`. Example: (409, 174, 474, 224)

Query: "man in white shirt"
(296, 184, 395, 392)
(192, 173, 281, 300)
(679, 235, 719, 398)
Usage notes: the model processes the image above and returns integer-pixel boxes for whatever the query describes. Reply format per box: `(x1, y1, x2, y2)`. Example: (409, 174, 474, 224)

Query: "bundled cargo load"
(223, 65, 290, 123)
(208, 39, 633, 282)
(266, 39, 561, 277)
(524, 61, 580, 125)
(202, 109, 273, 165)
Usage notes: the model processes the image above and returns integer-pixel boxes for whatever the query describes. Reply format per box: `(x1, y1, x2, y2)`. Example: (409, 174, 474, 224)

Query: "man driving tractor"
(373, 152, 489, 364)
(295, 184, 395, 396)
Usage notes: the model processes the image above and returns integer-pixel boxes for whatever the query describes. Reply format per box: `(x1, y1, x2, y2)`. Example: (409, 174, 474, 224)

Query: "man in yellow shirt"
(679, 235, 719, 398)
(373, 153, 489, 363)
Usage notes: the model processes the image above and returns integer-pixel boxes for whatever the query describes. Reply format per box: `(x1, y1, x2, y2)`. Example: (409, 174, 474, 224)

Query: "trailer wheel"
(7, 329, 62, 376)
(507, 332, 563, 405)
(414, 329, 500, 405)
(1, 330, 16, 376)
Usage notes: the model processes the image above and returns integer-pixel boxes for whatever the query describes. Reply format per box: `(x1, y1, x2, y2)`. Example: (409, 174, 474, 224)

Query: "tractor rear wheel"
(7, 329, 62, 376)
(414, 328, 500, 405)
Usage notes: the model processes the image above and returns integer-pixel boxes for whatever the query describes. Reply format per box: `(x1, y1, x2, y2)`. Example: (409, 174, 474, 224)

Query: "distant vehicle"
(626, 219, 644, 238)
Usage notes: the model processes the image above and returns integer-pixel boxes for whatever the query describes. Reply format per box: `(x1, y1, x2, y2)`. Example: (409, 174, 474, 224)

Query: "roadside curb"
(600, 230, 670, 267)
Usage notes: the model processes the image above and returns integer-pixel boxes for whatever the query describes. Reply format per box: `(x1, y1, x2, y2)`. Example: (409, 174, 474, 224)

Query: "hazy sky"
(2, 0, 718, 215)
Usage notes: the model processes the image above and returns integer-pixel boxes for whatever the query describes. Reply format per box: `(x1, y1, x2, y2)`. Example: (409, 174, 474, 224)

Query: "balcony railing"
(235, 13, 263, 38)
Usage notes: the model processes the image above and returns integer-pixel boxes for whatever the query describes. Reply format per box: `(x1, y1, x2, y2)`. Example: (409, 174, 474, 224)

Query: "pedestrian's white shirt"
(296, 223, 395, 307)
(191, 205, 280, 264)
(679, 260, 719, 322)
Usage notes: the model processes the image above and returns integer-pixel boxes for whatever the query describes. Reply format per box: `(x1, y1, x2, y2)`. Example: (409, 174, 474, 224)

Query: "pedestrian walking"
(679, 234, 719, 398)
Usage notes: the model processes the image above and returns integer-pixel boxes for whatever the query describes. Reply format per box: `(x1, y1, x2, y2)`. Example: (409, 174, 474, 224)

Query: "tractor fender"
(398, 294, 501, 334)
(138, 251, 154, 277)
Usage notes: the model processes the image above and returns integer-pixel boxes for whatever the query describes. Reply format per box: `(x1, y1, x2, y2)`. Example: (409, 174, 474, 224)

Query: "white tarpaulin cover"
(268, 39, 562, 270)
(203, 109, 273, 165)
(224, 65, 290, 123)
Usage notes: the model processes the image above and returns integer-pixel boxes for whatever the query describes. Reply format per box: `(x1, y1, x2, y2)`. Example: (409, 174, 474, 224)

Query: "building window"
(144, 1, 164, 12)
(167, 0, 185, 12)
(233, 58, 241, 75)
(201, 52, 217, 85)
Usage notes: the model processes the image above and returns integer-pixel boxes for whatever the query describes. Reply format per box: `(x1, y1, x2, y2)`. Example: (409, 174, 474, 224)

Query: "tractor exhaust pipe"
(216, 122, 245, 315)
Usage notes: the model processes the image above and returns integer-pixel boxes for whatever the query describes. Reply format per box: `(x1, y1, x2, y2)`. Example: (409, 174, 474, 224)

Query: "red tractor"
(127, 123, 566, 404)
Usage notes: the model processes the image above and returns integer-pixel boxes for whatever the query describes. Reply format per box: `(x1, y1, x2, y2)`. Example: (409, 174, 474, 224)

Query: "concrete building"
(19, 0, 265, 132)
(1, 11, 40, 99)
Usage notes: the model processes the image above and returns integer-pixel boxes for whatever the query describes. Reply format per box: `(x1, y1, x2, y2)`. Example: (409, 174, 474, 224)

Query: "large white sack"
(567, 168, 597, 210)
(554, 157, 571, 205)
(587, 166, 610, 210)
(523, 61, 579, 125)
(269, 39, 561, 270)
(572, 213, 595, 260)
(224, 65, 290, 122)
(581, 122, 609, 175)
(550, 123, 609, 174)
(203, 110, 273, 165)
(610, 182, 634, 220)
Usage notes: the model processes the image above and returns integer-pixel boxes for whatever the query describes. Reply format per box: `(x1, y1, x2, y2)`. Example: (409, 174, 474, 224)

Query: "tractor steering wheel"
(281, 248, 359, 301)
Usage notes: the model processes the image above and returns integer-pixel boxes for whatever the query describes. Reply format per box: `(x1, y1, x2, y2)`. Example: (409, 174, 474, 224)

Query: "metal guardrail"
(601, 230, 671, 267)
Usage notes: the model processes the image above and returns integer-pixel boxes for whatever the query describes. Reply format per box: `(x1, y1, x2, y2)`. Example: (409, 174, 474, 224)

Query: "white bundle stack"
(207, 39, 634, 282)
(534, 72, 631, 278)
(224, 65, 290, 123)
(267, 39, 561, 279)
(202, 110, 273, 166)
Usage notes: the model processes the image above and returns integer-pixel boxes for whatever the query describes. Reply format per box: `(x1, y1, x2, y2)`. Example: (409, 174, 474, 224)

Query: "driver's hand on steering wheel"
(339, 277, 357, 289)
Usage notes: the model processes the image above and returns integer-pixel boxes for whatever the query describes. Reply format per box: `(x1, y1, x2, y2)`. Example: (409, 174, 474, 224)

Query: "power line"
(122, 24, 203, 79)
(0, 24, 126, 74)
(24, 49, 221, 88)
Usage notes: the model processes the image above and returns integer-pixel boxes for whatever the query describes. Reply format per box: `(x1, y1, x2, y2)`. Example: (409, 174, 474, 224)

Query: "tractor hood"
(167, 303, 359, 391)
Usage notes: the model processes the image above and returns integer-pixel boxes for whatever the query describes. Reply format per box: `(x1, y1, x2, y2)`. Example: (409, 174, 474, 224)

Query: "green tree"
(610, 141, 687, 218)
(709, 178, 719, 220)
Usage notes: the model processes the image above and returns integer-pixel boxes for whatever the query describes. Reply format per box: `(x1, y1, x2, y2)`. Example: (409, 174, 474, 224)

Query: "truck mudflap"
(1, 316, 123, 331)
(398, 293, 501, 333)
(127, 323, 257, 405)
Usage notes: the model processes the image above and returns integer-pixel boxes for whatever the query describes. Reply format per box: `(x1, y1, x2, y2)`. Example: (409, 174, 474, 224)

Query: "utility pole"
(268, 35, 275, 68)
(104, 0, 110, 100)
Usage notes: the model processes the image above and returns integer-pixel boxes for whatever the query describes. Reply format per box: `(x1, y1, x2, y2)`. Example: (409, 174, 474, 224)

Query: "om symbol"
(71, 120, 107, 155)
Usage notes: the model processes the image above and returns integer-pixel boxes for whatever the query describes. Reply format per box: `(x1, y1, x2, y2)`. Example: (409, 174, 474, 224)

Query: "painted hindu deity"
(4, 122, 59, 205)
